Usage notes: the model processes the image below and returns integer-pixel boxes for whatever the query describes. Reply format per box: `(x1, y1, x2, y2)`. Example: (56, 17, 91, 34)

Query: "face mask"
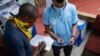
(53, 5, 64, 11)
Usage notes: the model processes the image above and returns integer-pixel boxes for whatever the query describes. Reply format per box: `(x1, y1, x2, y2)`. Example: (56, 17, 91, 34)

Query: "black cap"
(56, 0, 64, 3)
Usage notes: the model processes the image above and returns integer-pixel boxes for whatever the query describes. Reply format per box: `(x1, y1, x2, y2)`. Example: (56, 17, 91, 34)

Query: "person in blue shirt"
(42, 0, 78, 56)
(3, 3, 45, 56)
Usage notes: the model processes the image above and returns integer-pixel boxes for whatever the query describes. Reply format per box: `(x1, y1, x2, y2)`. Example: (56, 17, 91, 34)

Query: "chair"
(82, 15, 100, 56)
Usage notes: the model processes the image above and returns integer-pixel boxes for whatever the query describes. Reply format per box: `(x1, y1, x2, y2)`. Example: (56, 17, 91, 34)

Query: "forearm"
(32, 46, 44, 56)
(68, 24, 77, 45)
(45, 25, 58, 40)
(72, 24, 77, 38)
(46, 28, 58, 40)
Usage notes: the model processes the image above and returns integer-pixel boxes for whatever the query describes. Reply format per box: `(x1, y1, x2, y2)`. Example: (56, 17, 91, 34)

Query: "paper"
(30, 35, 54, 51)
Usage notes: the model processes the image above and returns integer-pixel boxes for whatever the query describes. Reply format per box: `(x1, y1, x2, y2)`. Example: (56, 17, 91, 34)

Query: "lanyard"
(52, 4, 66, 21)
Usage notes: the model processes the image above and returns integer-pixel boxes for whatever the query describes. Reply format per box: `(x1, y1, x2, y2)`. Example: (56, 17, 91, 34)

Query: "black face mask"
(56, 0, 64, 3)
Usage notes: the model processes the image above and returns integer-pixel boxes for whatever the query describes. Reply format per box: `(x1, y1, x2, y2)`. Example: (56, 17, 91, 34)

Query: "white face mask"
(53, 5, 64, 11)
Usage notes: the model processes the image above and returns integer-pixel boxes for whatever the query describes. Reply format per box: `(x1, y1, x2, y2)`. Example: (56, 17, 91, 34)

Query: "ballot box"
(74, 19, 87, 46)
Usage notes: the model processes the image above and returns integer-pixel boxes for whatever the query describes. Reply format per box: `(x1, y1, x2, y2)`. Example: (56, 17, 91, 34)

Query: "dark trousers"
(52, 45, 73, 56)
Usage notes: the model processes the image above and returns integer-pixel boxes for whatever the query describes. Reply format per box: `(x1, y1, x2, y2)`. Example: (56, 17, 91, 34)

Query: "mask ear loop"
(63, 2, 67, 10)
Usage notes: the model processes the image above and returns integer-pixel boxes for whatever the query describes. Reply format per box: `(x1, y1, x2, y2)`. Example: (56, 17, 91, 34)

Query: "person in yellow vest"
(3, 3, 45, 56)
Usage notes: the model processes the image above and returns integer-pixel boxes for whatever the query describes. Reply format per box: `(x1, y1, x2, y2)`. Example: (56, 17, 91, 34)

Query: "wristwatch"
(71, 35, 76, 38)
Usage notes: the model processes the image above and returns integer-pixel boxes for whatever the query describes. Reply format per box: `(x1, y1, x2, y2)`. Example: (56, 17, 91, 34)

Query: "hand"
(33, 41, 46, 56)
(69, 37, 75, 45)
(56, 37, 64, 44)
(38, 41, 46, 50)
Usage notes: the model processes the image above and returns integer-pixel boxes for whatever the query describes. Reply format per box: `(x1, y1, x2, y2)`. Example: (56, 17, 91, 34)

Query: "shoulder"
(4, 17, 18, 33)
(43, 5, 52, 14)
(9, 16, 18, 28)
(66, 3, 76, 10)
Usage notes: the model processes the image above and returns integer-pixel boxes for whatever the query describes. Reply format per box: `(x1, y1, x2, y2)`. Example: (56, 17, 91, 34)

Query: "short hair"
(18, 3, 38, 19)
(54, 0, 64, 3)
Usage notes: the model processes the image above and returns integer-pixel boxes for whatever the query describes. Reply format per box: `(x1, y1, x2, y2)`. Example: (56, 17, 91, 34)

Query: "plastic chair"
(82, 15, 100, 56)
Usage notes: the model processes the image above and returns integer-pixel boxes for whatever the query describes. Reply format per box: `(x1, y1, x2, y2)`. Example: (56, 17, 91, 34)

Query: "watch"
(71, 35, 76, 38)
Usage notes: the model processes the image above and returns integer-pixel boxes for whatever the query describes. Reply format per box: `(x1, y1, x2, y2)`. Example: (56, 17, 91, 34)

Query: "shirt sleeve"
(42, 9, 50, 25)
(71, 5, 78, 24)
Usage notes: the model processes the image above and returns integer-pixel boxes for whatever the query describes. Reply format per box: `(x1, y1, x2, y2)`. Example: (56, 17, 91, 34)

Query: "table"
(69, 0, 100, 23)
